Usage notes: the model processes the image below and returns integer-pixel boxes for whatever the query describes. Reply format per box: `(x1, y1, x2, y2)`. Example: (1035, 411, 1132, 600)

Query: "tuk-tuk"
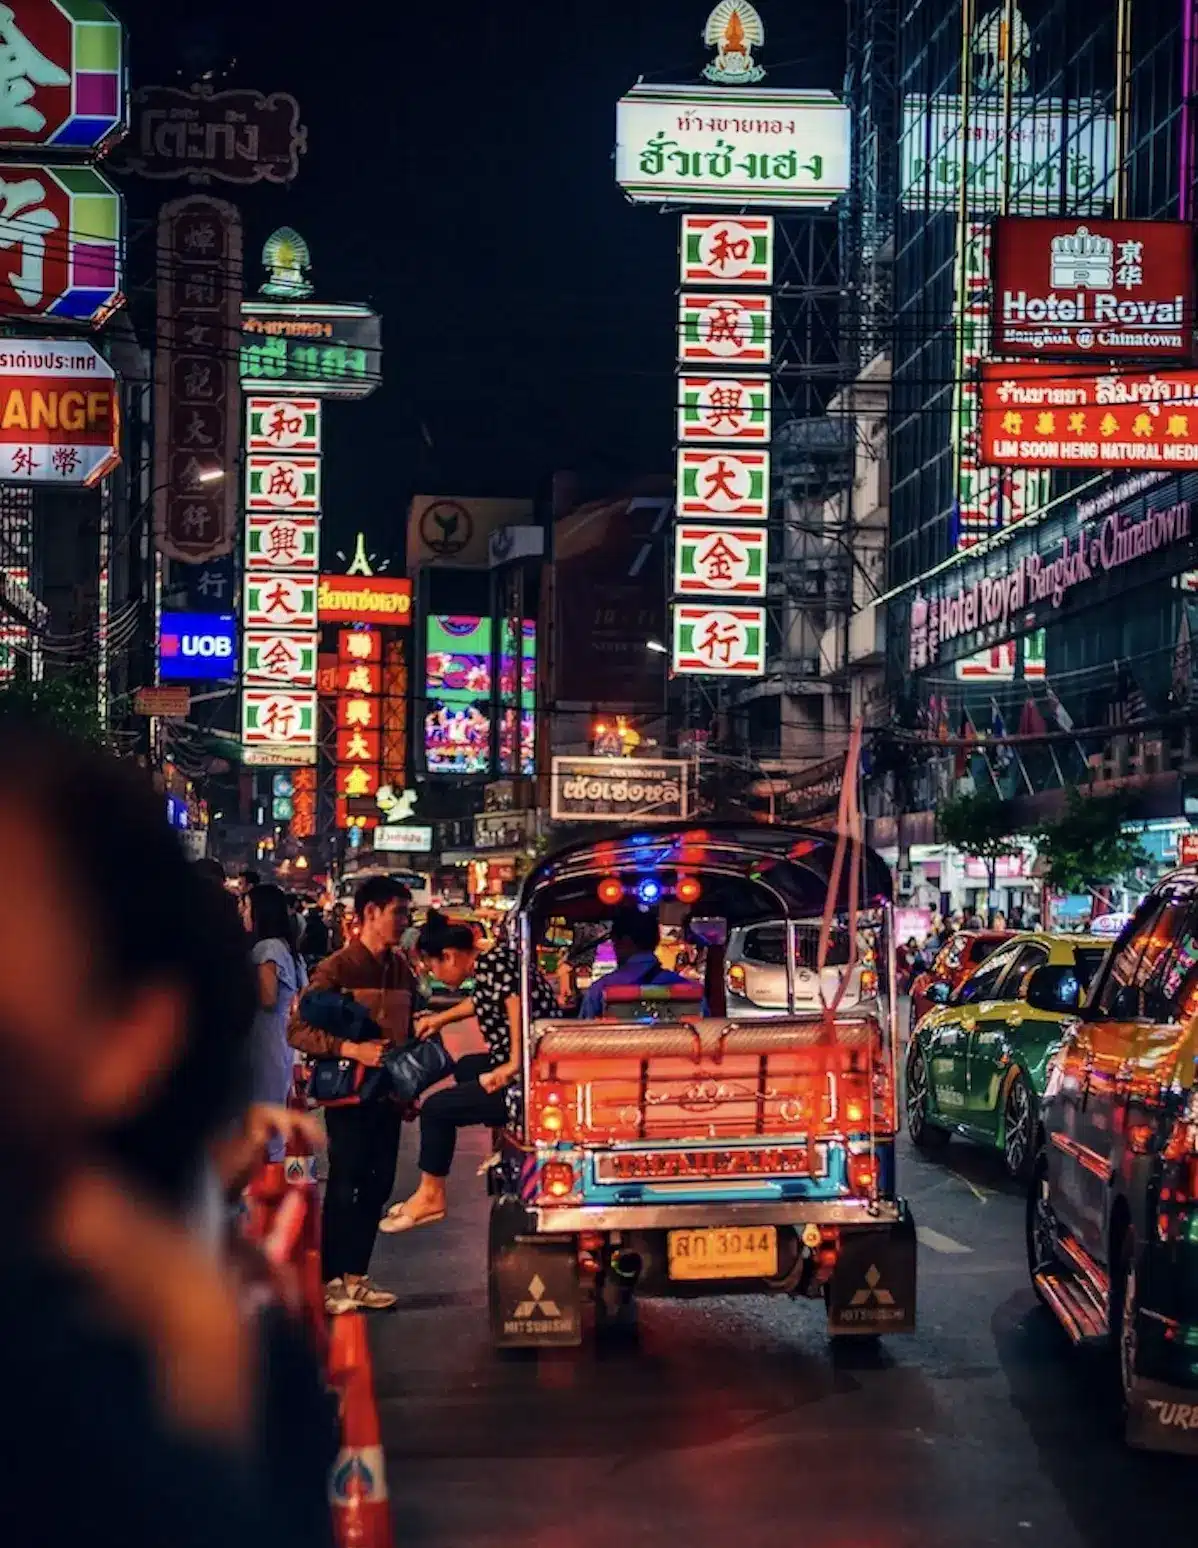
(486, 822, 917, 1347)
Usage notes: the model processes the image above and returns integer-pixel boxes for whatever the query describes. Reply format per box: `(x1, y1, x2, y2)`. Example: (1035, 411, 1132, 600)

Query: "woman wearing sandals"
(381, 911, 558, 1233)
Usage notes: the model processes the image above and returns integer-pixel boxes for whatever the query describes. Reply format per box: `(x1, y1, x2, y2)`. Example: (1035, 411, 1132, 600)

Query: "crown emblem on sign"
(702, 1, 766, 86)
(1048, 225, 1114, 289)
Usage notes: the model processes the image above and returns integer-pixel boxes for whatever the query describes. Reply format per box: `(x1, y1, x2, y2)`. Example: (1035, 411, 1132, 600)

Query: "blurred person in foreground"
(241, 884, 309, 1157)
(0, 726, 334, 1547)
(289, 875, 418, 1313)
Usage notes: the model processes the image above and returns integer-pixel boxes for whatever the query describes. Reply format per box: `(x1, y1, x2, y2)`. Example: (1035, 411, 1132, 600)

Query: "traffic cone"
(327, 1312, 392, 1548)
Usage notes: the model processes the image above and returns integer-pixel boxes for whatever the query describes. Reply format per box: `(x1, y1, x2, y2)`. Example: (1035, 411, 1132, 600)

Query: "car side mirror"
(927, 980, 951, 1005)
(1025, 964, 1080, 1013)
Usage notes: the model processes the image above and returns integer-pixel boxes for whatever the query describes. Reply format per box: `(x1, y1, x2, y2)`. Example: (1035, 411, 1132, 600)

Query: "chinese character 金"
(0, 8, 70, 134)
(342, 765, 372, 797)
(261, 639, 297, 676)
(697, 535, 740, 587)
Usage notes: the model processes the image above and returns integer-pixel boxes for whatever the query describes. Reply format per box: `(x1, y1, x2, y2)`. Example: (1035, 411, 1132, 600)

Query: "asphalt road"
(368, 1026, 1197, 1548)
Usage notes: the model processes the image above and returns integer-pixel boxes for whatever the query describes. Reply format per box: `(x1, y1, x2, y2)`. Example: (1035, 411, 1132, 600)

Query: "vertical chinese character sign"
(335, 627, 381, 828)
(153, 196, 242, 564)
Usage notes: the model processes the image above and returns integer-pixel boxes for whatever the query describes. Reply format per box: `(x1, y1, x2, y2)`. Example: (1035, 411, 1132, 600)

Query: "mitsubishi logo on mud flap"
(512, 1275, 561, 1320)
(841, 1264, 904, 1325)
(504, 1274, 575, 1337)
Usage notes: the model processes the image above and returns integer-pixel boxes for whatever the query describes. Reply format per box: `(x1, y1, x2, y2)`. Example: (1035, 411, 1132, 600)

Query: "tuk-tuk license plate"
(667, 1227, 778, 1281)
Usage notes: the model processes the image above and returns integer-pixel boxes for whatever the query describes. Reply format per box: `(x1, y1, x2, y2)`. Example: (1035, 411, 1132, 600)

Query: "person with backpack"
(577, 903, 693, 1019)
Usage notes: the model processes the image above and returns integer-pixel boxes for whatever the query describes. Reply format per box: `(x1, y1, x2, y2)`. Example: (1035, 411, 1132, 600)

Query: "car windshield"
(1073, 947, 1107, 988)
(743, 923, 855, 968)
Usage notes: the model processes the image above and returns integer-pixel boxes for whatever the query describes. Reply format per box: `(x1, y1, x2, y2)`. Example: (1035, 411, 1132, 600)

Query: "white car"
(724, 921, 877, 1017)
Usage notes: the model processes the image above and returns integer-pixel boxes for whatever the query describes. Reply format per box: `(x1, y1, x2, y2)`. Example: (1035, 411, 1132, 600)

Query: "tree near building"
(1033, 786, 1148, 897)
(935, 788, 1025, 895)
(0, 670, 103, 745)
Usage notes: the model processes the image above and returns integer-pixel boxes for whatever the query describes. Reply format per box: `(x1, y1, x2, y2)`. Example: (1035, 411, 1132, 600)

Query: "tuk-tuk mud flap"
(488, 1200, 582, 1349)
(826, 1208, 917, 1335)
(1125, 1378, 1198, 1455)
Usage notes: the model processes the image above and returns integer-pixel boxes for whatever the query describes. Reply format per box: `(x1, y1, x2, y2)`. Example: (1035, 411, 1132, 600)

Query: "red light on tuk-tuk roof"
(597, 877, 624, 905)
(676, 875, 702, 905)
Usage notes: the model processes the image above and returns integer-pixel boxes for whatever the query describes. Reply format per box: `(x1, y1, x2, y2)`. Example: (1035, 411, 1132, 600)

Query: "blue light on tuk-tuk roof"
(637, 878, 663, 905)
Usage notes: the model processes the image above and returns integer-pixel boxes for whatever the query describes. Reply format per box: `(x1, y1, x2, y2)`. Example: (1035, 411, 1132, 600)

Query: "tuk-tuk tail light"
(848, 1153, 879, 1197)
(538, 1160, 578, 1203)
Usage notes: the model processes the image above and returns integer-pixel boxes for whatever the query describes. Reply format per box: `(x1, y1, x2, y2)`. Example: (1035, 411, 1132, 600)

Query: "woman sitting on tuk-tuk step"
(380, 912, 559, 1233)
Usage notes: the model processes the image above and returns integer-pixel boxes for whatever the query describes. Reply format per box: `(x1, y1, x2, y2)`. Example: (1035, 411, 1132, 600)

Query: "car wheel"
(1002, 1072, 1036, 1182)
(1026, 1150, 1058, 1305)
(1115, 1227, 1140, 1408)
(906, 1046, 950, 1150)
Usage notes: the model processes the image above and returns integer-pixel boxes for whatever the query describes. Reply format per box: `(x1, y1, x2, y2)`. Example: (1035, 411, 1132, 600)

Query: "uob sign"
(159, 612, 237, 680)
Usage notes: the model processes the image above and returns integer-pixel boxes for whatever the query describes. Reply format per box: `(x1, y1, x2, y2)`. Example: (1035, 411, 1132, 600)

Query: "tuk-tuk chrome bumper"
(530, 1198, 907, 1233)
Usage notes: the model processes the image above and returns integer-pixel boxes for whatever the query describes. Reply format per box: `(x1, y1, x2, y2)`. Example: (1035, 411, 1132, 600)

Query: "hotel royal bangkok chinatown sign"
(614, 4, 846, 678)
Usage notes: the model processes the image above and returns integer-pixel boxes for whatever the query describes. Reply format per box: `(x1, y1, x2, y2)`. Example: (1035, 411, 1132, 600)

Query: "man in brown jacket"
(288, 874, 419, 1313)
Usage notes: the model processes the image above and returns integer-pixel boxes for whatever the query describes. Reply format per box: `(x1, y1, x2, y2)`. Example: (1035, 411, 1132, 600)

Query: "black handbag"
(306, 1057, 390, 1107)
(382, 1033, 455, 1105)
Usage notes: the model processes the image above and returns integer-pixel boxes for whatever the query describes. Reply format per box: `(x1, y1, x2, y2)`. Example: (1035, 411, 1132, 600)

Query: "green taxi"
(905, 932, 1108, 1180)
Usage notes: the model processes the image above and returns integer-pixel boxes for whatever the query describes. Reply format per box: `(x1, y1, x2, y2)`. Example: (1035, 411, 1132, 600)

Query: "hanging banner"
(0, 339, 119, 484)
(245, 512, 319, 571)
(0, 1, 127, 151)
(680, 215, 774, 286)
(991, 218, 1194, 360)
(615, 84, 850, 208)
(678, 293, 772, 365)
(153, 195, 241, 563)
(676, 447, 769, 519)
(677, 375, 771, 444)
(674, 523, 767, 598)
(671, 603, 766, 675)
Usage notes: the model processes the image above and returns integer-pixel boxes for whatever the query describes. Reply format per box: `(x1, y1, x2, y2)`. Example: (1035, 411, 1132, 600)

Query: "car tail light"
(860, 968, 878, 998)
(535, 1085, 572, 1141)
(848, 1152, 878, 1197)
(539, 1160, 577, 1203)
(727, 963, 747, 996)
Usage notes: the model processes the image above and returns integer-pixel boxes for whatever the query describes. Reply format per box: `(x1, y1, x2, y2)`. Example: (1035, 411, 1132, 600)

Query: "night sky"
(115, 0, 844, 561)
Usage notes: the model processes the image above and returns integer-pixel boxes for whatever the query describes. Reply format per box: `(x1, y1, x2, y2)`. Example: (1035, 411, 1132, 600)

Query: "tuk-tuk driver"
(578, 903, 697, 1019)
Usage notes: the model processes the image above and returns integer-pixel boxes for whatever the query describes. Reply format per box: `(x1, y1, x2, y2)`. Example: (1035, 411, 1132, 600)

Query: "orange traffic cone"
(327, 1312, 392, 1548)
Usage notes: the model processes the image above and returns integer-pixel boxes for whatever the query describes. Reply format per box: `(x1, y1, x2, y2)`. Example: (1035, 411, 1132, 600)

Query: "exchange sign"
(616, 84, 850, 208)
(680, 215, 773, 286)
(0, 338, 118, 484)
(676, 448, 769, 519)
(979, 364, 1198, 470)
(0, 161, 122, 323)
(671, 603, 766, 675)
(678, 293, 771, 366)
(991, 218, 1194, 359)
(674, 524, 767, 598)
(0, 0, 127, 151)
(241, 688, 317, 747)
(243, 630, 318, 688)
(245, 512, 319, 572)
(678, 375, 771, 444)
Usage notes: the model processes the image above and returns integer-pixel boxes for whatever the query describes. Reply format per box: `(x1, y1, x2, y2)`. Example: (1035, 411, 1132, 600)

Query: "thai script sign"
(373, 825, 433, 854)
(992, 218, 1194, 359)
(616, 84, 850, 208)
(0, 161, 122, 322)
(680, 214, 773, 286)
(240, 301, 381, 399)
(0, 0, 126, 151)
(0, 339, 118, 483)
(676, 448, 769, 519)
(550, 756, 689, 823)
(678, 375, 771, 444)
(908, 500, 1195, 670)
(678, 292, 771, 365)
(672, 603, 766, 675)
(674, 523, 767, 598)
(980, 364, 1198, 470)
(317, 574, 413, 624)
(153, 196, 241, 564)
(900, 97, 1116, 214)
(116, 85, 305, 184)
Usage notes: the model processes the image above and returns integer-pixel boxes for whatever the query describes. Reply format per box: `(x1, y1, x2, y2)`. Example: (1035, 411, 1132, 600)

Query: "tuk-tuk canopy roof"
(517, 822, 892, 927)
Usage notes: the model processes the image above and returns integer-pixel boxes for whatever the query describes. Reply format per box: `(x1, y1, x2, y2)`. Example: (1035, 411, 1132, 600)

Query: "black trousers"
(321, 1099, 403, 1281)
(417, 1052, 506, 1178)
